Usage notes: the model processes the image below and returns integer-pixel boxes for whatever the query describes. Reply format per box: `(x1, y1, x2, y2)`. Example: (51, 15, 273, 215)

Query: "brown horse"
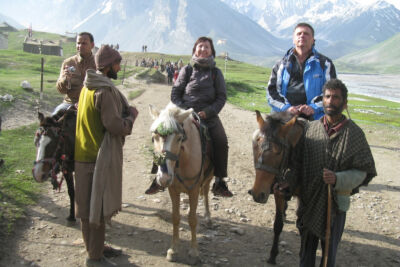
(149, 103, 213, 263)
(248, 111, 304, 264)
(32, 108, 76, 221)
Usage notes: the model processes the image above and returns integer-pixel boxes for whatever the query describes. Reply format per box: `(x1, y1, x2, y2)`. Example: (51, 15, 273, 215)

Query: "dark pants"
(205, 116, 228, 178)
(299, 211, 346, 267)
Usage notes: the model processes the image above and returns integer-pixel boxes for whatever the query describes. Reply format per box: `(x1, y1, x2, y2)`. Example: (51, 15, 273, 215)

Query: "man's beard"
(107, 68, 118, 79)
(323, 103, 344, 116)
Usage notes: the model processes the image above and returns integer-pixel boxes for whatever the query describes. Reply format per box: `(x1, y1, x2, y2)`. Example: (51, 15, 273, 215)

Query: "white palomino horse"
(149, 103, 214, 263)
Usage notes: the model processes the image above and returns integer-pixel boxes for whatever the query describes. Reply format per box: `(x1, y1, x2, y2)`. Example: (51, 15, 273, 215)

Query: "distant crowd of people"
(134, 57, 186, 85)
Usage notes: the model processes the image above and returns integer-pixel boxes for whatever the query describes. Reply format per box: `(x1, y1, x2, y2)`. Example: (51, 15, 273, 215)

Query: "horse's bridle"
(255, 132, 290, 178)
(153, 115, 209, 191)
(34, 125, 66, 189)
(34, 126, 62, 164)
(153, 122, 186, 167)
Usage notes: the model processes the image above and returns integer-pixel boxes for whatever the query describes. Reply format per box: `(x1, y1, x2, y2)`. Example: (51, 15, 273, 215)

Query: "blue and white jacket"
(266, 47, 336, 120)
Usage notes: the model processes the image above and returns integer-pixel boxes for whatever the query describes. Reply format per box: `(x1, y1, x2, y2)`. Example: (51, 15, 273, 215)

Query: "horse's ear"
(279, 116, 296, 138)
(38, 112, 44, 123)
(280, 116, 303, 147)
(286, 122, 303, 147)
(255, 110, 264, 129)
(176, 108, 193, 123)
(149, 104, 160, 120)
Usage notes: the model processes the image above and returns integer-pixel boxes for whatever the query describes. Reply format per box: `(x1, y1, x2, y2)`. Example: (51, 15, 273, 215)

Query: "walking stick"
(323, 184, 332, 267)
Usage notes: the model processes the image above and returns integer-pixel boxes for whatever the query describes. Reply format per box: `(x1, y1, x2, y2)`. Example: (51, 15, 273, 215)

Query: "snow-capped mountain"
(71, 0, 287, 58)
(221, 0, 400, 58)
(0, 0, 286, 63)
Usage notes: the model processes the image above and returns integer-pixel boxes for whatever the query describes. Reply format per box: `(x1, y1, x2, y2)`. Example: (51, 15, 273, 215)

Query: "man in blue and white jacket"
(267, 22, 336, 120)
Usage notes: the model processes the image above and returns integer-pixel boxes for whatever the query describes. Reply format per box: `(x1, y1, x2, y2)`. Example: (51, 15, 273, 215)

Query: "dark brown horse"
(32, 108, 76, 221)
(248, 111, 304, 264)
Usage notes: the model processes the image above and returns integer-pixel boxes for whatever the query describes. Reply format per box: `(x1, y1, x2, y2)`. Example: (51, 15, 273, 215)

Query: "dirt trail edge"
(1, 77, 399, 267)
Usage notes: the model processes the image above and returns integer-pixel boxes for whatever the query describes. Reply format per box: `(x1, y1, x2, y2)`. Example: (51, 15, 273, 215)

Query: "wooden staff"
(323, 184, 332, 267)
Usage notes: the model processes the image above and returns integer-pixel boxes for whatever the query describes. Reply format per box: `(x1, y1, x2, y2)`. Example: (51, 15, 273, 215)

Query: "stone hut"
(23, 37, 63, 56)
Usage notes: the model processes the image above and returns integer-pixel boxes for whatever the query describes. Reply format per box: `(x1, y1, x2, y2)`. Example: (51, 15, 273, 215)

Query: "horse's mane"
(150, 103, 184, 134)
(261, 112, 294, 136)
(40, 115, 59, 128)
(40, 108, 75, 128)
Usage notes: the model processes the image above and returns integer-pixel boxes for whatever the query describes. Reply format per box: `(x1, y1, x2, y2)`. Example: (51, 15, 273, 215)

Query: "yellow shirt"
(74, 87, 105, 162)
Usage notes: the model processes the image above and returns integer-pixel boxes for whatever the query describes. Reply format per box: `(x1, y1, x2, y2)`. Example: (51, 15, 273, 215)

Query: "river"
(339, 73, 400, 103)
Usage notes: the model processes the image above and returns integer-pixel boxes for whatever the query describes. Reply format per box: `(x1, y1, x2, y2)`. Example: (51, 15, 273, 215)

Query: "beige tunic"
(56, 53, 95, 103)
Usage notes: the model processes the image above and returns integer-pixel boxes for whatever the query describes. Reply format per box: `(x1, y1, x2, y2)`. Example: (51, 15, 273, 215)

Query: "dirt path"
(1, 78, 399, 267)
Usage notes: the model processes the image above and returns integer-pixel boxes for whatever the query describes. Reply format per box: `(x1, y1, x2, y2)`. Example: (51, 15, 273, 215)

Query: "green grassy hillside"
(336, 33, 400, 74)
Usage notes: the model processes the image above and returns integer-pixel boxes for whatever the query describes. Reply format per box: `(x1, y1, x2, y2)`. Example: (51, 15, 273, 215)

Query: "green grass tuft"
(128, 89, 145, 100)
(0, 124, 41, 236)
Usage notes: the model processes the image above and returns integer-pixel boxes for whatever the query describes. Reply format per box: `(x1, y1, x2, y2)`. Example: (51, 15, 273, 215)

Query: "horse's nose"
(32, 168, 43, 183)
(255, 192, 268, 204)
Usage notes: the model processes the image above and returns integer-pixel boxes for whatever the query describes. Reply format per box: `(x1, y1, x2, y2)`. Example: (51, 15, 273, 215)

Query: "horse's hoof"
(66, 216, 76, 222)
(166, 248, 177, 262)
(205, 218, 212, 229)
(188, 255, 200, 265)
(267, 257, 276, 265)
(188, 248, 200, 264)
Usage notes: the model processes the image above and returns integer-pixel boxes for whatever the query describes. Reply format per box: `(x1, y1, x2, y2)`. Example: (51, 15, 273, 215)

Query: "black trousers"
(204, 116, 228, 178)
(299, 211, 346, 267)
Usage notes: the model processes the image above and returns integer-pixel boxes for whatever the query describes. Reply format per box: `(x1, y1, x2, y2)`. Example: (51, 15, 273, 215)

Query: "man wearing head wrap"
(74, 45, 139, 267)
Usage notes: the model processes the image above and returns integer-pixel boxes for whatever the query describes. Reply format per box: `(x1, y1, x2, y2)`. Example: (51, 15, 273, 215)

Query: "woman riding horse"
(146, 36, 232, 197)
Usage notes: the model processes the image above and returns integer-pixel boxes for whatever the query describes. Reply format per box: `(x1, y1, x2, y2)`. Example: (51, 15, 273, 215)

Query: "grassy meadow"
(1, 31, 400, 237)
(0, 125, 40, 236)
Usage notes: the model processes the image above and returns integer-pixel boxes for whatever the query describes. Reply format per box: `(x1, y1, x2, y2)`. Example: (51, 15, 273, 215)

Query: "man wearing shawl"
(287, 79, 376, 266)
(74, 45, 138, 267)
